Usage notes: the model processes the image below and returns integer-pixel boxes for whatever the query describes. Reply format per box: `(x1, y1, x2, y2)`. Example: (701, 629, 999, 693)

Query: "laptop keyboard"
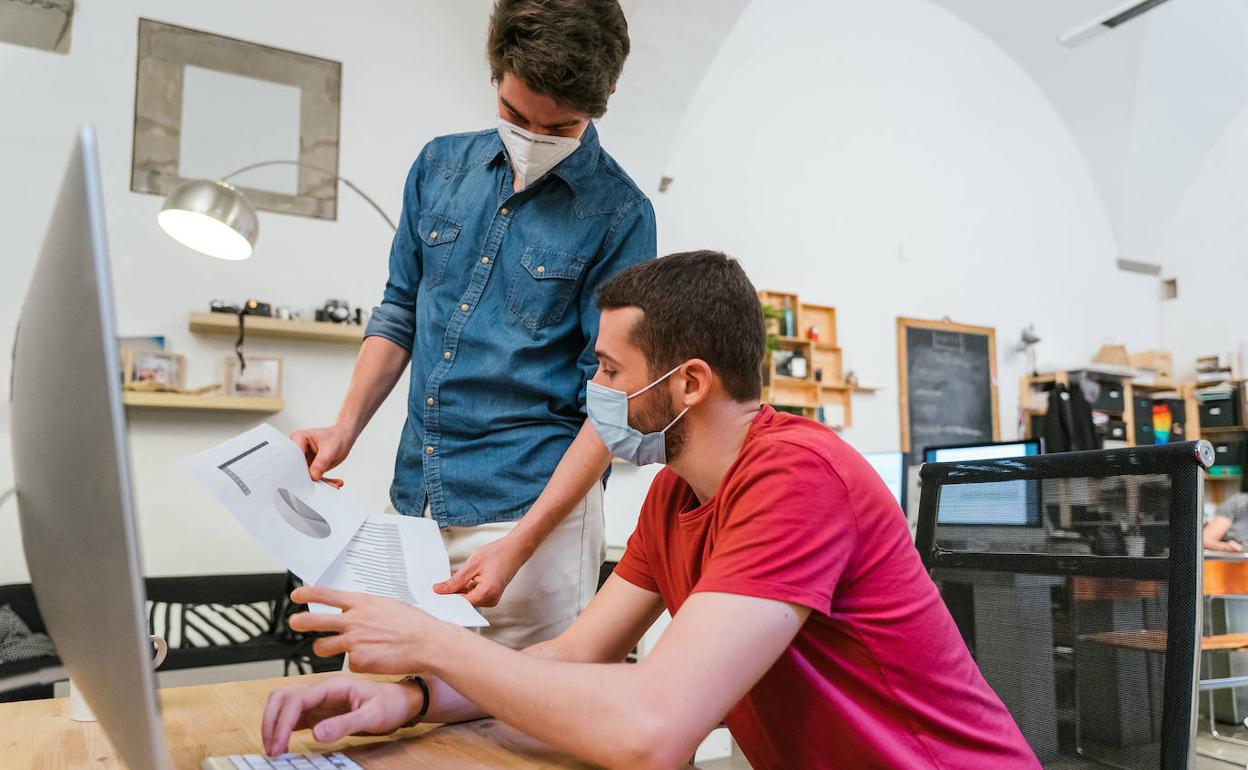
(226, 753, 362, 770)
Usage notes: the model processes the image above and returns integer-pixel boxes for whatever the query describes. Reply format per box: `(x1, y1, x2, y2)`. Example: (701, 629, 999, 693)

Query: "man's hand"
(290, 424, 356, 488)
(433, 534, 532, 607)
(261, 675, 422, 756)
(288, 586, 462, 674)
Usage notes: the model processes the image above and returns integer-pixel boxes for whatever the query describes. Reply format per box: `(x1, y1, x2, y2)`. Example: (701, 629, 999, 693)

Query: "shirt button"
(429, 230, 439, 239)
(500, 207, 509, 215)
(443, 351, 451, 360)
(426, 397, 434, 406)
(425, 446, 434, 455)
(481, 256, 490, 265)
(536, 265, 545, 274)
(460, 303, 470, 312)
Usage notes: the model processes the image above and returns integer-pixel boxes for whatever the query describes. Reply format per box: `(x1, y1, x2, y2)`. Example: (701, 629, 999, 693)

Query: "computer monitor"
(11, 127, 172, 769)
(924, 439, 1043, 465)
(922, 439, 1043, 526)
(861, 451, 906, 512)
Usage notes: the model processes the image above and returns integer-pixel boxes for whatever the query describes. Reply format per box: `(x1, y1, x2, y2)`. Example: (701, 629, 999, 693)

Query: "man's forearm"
(422, 629, 670, 770)
(510, 421, 612, 554)
(337, 336, 411, 437)
(405, 636, 570, 725)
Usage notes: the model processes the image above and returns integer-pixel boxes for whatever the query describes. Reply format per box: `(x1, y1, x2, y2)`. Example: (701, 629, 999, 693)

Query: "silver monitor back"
(10, 127, 171, 770)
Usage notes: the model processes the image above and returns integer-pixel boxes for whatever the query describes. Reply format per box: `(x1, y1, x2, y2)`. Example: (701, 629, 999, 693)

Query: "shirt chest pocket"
(417, 212, 462, 289)
(506, 246, 588, 331)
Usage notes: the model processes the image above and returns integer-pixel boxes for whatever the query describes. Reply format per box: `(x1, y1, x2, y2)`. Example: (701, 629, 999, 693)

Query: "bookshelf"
(756, 291, 875, 429)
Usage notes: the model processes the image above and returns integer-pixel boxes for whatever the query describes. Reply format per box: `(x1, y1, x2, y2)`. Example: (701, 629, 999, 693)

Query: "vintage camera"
(209, 299, 241, 314)
(242, 299, 273, 317)
(316, 299, 352, 324)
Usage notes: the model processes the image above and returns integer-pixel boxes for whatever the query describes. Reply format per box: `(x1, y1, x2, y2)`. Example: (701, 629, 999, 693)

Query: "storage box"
(1132, 397, 1154, 446)
(1078, 374, 1125, 413)
(1093, 345, 1130, 368)
(1102, 420, 1128, 442)
(1200, 398, 1239, 428)
(1211, 440, 1245, 470)
(1129, 350, 1174, 386)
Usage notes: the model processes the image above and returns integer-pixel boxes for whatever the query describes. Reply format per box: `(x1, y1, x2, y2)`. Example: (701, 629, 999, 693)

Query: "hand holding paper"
(184, 424, 485, 627)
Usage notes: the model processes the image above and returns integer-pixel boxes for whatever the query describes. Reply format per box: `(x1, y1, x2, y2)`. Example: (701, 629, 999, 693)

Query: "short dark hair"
(597, 251, 765, 402)
(486, 0, 630, 119)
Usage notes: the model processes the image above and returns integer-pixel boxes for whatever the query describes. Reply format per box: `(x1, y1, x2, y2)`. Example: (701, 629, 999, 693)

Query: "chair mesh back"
(916, 442, 1211, 770)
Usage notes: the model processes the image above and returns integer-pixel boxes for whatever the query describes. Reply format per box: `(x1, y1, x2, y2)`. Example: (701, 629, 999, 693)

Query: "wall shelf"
(123, 391, 283, 413)
(188, 312, 363, 345)
(758, 291, 873, 429)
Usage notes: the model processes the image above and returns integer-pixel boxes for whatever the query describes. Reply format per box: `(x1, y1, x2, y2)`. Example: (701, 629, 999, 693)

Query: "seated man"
(1204, 492, 1248, 553)
(262, 251, 1039, 770)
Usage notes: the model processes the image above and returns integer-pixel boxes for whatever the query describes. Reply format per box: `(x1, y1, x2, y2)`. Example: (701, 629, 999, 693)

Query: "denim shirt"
(364, 123, 656, 527)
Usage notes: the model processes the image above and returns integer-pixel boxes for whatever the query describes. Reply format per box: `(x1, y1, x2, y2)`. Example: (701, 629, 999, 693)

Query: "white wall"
(652, 0, 1162, 455)
(0, 0, 497, 584)
(1138, 1, 1248, 379)
(1157, 98, 1248, 379)
(0, 0, 748, 585)
(5, 0, 1218, 586)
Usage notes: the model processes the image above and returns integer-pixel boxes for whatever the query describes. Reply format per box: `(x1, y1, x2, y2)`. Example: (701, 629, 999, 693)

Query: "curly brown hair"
(487, 0, 630, 119)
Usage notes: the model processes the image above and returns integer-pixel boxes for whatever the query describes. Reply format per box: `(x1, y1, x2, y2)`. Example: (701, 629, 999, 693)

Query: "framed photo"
(123, 349, 186, 390)
(225, 356, 283, 398)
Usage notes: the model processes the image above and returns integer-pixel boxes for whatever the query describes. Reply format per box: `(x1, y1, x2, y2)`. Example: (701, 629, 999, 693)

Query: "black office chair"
(916, 440, 1211, 769)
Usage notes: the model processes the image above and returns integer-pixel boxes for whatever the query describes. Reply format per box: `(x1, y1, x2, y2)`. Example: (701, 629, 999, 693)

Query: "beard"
(631, 386, 689, 464)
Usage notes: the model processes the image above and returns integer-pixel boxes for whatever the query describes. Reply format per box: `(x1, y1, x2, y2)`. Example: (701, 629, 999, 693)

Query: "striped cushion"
(145, 601, 274, 649)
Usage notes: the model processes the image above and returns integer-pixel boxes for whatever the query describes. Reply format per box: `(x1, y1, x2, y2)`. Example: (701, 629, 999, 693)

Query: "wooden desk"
(0, 674, 599, 769)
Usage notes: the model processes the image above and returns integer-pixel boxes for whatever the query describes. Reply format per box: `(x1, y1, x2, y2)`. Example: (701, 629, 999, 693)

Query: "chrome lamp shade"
(157, 179, 259, 261)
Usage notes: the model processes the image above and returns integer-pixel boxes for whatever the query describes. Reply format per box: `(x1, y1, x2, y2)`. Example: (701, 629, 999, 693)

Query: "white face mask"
(586, 364, 690, 467)
(497, 118, 581, 191)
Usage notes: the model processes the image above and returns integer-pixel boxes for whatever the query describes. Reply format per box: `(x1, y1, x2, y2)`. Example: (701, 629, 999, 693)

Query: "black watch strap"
(402, 675, 430, 726)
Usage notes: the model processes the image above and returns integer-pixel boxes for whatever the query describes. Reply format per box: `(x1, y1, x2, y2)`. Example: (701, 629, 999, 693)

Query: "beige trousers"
(403, 484, 606, 650)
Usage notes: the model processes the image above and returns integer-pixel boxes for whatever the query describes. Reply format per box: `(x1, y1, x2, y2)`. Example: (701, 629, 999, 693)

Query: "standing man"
(291, 0, 654, 649)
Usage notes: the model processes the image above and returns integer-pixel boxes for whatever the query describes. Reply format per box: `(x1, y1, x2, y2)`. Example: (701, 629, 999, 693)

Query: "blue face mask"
(586, 364, 689, 466)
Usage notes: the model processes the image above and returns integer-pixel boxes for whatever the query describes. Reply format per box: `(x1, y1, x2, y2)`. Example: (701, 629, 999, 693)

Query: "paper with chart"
(182, 423, 370, 583)
(183, 423, 487, 627)
(310, 512, 488, 627)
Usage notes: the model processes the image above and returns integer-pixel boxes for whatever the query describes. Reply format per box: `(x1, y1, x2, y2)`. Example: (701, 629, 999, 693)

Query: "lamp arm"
(219, 160, 397, 231)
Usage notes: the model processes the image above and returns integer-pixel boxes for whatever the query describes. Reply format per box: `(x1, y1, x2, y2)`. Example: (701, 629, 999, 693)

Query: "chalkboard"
(897, 317, 999, 465)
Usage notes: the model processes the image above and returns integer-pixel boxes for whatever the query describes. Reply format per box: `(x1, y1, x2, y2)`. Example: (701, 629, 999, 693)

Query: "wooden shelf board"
(123, 391, 283, 413)
(771, 336, 811, 347)
(189, 312, 363, 345)
(1202, 426, 1248, 434)
(769, 401, 822, 410)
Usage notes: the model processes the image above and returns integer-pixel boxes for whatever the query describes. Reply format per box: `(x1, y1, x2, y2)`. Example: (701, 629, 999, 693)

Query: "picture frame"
(130, 19, 342, 220)
(225, 356, 283, 398)
(122, 349, 186, 391)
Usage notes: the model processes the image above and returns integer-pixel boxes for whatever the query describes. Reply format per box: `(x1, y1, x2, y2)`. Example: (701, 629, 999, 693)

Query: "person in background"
(262, 251, 1040, 770)
(1204, 492, 1248, 552)
(289, 0, 656, 649)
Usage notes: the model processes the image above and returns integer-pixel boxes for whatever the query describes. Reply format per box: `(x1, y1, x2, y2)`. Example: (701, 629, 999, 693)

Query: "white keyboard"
(201, 752, 363, 770)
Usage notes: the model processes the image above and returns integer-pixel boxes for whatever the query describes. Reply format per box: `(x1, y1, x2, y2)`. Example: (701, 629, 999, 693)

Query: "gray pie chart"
(273, 487, 332, 539)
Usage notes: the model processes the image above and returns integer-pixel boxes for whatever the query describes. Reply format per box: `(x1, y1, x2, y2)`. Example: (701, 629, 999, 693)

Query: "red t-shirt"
(613, 406, 1039, 770)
